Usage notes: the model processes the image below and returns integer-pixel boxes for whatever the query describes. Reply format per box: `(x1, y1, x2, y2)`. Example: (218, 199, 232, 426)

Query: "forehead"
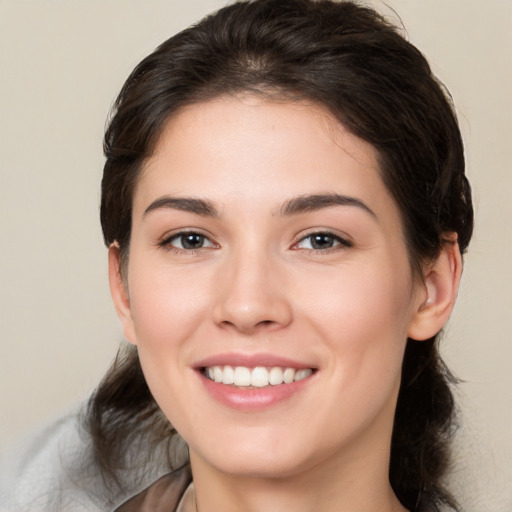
(134, 96, 396, 222)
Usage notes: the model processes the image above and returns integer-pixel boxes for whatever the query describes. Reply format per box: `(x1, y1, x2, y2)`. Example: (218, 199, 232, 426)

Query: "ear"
(108, 243, 137, 345)
(408, 234, 463, 341)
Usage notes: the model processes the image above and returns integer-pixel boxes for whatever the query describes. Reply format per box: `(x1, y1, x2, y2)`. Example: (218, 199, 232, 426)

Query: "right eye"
(293, 231, 352, 252)
(161, 231, 216, 251)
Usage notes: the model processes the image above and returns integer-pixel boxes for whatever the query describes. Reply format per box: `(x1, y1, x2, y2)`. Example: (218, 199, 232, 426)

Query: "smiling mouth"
(202, 365, 315, 388)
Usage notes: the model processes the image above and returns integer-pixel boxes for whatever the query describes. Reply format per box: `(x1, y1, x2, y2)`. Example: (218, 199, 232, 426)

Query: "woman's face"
(113, 96, 427, 479)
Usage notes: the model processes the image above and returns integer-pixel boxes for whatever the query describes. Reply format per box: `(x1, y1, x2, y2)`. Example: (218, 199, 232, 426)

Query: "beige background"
(1, 1, 511, 509)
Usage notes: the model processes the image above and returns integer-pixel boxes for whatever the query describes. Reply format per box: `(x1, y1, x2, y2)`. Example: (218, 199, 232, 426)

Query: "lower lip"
(198, 372, 314, 411)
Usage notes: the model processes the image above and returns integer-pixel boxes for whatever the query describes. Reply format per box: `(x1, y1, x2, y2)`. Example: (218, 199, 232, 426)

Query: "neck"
(189, 435, 408, 512)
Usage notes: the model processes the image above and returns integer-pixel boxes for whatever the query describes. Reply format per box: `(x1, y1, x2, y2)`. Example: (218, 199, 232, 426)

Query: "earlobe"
(108, 243, 137, 345)
(408, 235, 462, 341)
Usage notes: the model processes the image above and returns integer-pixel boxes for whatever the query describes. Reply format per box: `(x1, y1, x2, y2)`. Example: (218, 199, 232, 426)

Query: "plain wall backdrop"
(1, 1, 511, 510)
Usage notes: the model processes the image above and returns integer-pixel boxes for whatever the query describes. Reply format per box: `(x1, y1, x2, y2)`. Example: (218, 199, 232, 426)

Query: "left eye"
(295, 232, 349, 250)
(165, 232, 215, 250)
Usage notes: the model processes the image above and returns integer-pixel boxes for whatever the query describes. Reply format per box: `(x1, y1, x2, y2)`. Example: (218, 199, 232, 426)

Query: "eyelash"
(158, 230, 352, 254)
(292, 231, 353, 253)
(159, 230, 217, 254)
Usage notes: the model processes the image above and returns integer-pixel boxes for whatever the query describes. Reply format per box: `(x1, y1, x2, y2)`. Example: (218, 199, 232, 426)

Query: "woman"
(93, 1, 474, 510)
(3, 1, 474, 511)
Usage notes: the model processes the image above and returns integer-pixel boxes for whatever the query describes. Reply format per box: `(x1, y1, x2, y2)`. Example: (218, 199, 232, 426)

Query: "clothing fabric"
(114, 471, 437, 512)
(114, 468, 193, 512)
(113, 478, 436, 512)
(0, 409, 177, 512)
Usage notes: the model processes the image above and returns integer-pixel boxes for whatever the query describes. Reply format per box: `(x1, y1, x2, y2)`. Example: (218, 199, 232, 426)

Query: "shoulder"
(0, 408, 174, 512)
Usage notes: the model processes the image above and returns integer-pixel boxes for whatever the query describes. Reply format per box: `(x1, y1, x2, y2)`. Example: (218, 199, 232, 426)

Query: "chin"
(187, 423, 341, 481)
(194, 447, 314, 480)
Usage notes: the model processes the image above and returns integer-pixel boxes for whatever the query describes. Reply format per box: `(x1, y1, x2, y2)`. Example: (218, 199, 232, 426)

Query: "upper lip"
(194, 352, 317, 370)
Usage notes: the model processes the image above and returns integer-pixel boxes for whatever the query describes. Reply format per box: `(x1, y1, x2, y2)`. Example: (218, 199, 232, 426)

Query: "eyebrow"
(278, 193, 376, 218)
(143, 193, 376, 220)
(143, 196, 220, 218)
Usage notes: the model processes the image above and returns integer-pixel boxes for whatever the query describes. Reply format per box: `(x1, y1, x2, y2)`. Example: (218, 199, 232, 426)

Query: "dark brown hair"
(88, 1, 474, 510)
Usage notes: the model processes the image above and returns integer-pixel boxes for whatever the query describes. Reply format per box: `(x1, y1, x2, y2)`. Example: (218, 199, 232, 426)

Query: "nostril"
(256, 320, 276, 328)
(214, 294, 293, 333)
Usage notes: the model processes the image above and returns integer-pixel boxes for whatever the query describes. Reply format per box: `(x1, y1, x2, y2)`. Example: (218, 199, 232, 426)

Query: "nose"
(212, 249, 293, 335)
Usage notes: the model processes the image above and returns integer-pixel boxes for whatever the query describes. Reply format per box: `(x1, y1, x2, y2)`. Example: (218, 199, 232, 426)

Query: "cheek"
(127, 263, 210, 420)
(297, 260, 413, 378)
(302, 256, 412, 326)
(126, 257, 216, 367)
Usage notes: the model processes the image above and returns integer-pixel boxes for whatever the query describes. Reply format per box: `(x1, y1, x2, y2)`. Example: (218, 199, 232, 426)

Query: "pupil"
(182, 233, 203, 249)
(312, 234, 333, 249)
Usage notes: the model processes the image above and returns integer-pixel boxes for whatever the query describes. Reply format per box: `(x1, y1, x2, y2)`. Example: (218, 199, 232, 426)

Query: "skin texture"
(109, 96, 461, 512)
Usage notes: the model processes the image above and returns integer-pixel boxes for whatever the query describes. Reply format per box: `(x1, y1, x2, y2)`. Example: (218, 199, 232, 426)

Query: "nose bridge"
(213, 241, 292, 333)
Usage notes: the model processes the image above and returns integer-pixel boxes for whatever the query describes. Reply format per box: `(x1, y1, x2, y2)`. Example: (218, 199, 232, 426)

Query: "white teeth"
(283, 368, 295, 384)
(294, 368, 313, 381)
(205, 365, 313, 387)
(250, 367, 269, 387)
(269, 367, 284, 385)
(233, 366, 251, 386)
(222, 365, 234, 385)
(213, 366, 223, 383)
